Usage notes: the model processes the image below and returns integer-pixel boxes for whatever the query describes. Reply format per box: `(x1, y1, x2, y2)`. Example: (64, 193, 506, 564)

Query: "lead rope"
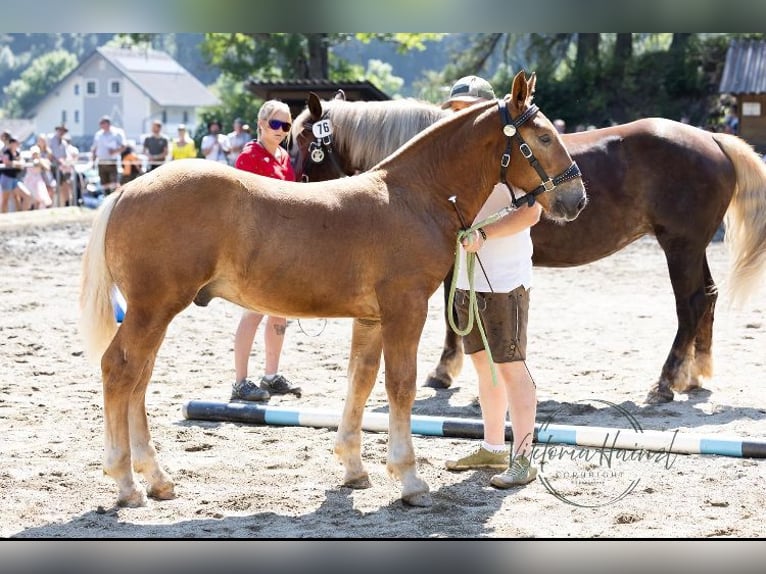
(446, 210, 512, 388)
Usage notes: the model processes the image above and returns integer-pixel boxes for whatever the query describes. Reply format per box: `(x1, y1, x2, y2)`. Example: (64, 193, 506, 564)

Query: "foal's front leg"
(335, 318, 383, 489)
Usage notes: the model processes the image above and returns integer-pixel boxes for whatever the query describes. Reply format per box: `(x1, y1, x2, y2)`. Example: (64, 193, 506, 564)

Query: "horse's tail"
(79, 192, 120, 365)
(713, 133, 766, 307)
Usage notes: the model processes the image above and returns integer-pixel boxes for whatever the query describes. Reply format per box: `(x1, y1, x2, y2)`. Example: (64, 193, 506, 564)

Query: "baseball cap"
(441, 75, 496, 109)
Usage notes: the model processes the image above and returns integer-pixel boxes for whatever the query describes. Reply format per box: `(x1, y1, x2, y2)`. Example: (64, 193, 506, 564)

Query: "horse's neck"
(378, 106, 501, 224)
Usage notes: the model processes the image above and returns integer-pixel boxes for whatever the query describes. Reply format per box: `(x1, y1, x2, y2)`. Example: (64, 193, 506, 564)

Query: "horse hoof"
(343, 474, 371, 490)
(423, 373, 452, 389)
(402, 491, 433, 507)
(644, 387, 674, 404)
(148, 483, 176, 501)
(116, 490, 148, 508)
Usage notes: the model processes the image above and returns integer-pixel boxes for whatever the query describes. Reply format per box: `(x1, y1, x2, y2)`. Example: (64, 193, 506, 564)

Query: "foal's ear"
(509, 70, 535, 111)
(307, 92, 322, 120)
(334, 89, 346, 101)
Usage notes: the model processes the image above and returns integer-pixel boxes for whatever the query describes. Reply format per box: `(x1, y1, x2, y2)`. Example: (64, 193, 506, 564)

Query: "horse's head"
(289, 91, 351, 183)
(500, 71, 587, 222)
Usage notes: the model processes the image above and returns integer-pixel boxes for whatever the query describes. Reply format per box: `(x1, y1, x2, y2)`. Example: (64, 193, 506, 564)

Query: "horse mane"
(297, 98, 449, 171)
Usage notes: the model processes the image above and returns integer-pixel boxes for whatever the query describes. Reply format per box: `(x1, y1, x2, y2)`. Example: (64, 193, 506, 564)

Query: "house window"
(742, 102, 761, 117)
(161, 111, 167, 124)
(74, 84, 79, 96)
(74, 110, 80, 124)
(109, 80, 120, 96)
(85, 80, 98, 97)
(61, 111, 67, 125)
(182, 111, 189, 123)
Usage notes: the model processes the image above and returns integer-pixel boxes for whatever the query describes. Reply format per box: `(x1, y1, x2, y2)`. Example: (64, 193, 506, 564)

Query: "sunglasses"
(267, 119, 292, 133)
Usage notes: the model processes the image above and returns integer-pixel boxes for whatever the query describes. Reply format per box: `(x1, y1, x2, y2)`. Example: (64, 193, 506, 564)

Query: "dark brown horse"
(291, 92, 766, 404)
(79, 72, 586, 508)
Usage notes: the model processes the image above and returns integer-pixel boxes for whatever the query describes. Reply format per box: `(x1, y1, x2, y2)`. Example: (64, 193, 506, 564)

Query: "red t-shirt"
(235, 140, 296, 182)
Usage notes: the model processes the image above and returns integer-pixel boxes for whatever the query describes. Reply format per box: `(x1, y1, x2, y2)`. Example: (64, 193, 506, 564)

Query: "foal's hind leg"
(424, 269, 463, 389)
(645, 244, 709, 404)
(101, 307, 173, 506)
(335, 318, 383, 489)
(129, 353, 176, 501)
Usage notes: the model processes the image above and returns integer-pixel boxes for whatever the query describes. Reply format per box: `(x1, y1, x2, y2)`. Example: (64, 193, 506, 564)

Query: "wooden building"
(719, 39, 766, 152)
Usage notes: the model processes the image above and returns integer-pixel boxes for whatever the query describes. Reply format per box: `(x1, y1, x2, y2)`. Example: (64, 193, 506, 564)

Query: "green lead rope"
(446, 207, 513, 387)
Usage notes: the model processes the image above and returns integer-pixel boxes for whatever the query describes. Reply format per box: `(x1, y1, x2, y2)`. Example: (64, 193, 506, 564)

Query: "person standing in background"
(142, 120, 169, 171)
(227, 117, 252, 165)
(48, 124, 73, 206)
(91, 115, 125, 195)
(170, 124, 197, 160)
(201, 119, 230, 164)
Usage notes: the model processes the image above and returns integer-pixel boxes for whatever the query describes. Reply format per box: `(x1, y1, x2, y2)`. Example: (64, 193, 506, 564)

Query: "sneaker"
(490, 454, 538, 489)
(231, 379, 270, 402)
(260, 374, 302, 397)
(444, 446, 508, 471)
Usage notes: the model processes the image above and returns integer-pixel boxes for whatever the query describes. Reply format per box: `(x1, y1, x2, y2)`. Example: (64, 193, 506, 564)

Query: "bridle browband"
(497, 99, 582, 208)
(294, 115, 348, 183)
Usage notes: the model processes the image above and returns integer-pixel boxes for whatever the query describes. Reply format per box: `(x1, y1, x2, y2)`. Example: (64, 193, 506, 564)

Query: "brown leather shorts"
(454, 285, 529, 363)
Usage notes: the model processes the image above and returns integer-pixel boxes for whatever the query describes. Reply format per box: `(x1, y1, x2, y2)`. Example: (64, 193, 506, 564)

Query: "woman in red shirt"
(229, 100, 303, 402)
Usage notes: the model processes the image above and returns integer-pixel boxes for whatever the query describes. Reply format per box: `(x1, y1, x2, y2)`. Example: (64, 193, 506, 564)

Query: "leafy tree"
(3, 50, 77, 117)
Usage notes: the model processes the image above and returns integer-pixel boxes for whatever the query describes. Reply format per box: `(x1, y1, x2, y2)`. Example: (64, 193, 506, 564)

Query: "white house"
(31, 46, 219, 149)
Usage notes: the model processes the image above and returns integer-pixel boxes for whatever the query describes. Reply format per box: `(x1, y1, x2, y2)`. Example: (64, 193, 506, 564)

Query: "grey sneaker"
(260, 374, 302, 397)
(445, 446, 508, 471)
(231, 379, 270, 402)
(490, 454, 538, 488)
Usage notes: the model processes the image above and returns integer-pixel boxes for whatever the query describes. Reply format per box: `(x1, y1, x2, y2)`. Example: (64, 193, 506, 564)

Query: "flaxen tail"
(713, 133, 766, 308)
(79, 192, 120, 365)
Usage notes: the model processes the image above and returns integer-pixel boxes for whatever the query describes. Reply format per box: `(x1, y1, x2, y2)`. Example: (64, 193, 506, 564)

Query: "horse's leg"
(689, 256, 717, 388)
(380, 295, 431, 507)
(101, 307, 172, 507)
(645, 241, 709, 404)
(129, 353, 176, 501)
(424, 268, 463, 389)
(335, 317, 383, 489)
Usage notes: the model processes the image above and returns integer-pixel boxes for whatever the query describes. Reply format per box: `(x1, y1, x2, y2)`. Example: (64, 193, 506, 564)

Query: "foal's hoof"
(644, 386, 674, 404)
(343, 473, 371, 490)
(423, 372, 452, 389)
(148, 482, 177, 501)
(402, 491, 433, 507)
(116, 489, 148, 508)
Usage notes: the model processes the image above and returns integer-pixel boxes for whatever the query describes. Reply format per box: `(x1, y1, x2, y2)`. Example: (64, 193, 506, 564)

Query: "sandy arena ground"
(1, 207, 765, 538)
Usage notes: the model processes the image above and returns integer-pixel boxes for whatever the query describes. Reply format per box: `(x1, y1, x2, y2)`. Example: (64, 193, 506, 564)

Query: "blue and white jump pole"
(182, 400, 766, 459)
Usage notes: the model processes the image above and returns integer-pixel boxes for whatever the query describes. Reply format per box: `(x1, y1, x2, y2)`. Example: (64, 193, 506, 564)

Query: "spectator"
(142, 120, 169, 171)
(34, 135, 56, 203)
(200, 119, 230, 164)
(722, 104, 740, 135)
(1, 137, 31, 213)
(120, 145, 143, 185)
(170, 124, 197, 160)
(48, 124, 74, 206)
(23, 145, 53, 210)
(91, 115, 125, 195)
(553, 118, 566, 134)
(227, 117, 252, 165)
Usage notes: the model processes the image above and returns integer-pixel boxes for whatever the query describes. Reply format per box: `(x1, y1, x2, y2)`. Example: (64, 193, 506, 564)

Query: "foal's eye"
(540, 134, 552, 144)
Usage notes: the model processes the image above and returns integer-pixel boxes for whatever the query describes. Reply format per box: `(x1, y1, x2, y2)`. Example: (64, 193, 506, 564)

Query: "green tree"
(3, 50, 77, 117)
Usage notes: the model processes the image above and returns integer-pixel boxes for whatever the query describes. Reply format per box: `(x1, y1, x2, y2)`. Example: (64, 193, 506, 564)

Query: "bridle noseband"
(497, 99, 581, 208)
(294, 115, 348, 183)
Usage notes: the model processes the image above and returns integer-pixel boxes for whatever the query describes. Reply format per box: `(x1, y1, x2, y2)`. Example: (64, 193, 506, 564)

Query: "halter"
(294, 115, 348, 183)
(497, 99, 582, 208)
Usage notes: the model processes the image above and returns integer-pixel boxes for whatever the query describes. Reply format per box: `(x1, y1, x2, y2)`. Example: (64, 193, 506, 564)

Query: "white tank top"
(456, 183, 533, 293)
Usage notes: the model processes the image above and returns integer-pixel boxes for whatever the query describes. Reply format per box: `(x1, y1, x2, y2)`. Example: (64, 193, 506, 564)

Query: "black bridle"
(497, 99, 582, 208)
(293, 116, 348, 183)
